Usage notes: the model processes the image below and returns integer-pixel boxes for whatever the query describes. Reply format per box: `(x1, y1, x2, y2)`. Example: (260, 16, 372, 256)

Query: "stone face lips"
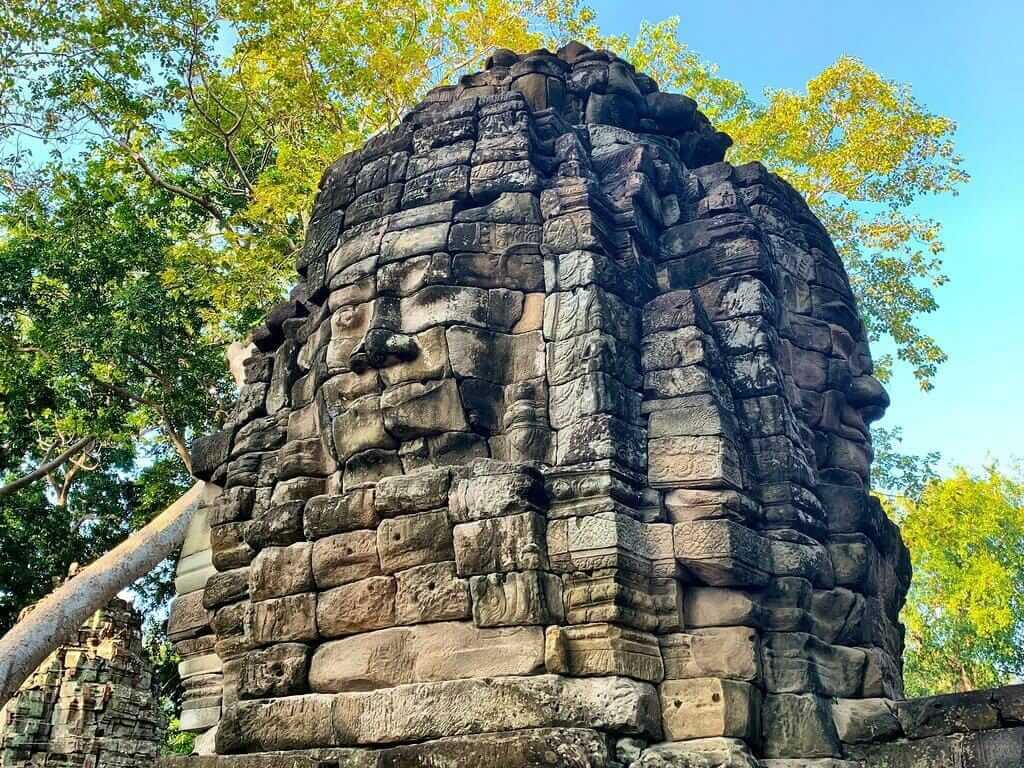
(172, 39, 934, 767)
(308, 622, 544, 691)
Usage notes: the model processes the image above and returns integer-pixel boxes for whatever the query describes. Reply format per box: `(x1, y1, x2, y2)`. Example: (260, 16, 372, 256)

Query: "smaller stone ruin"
(0, 592, 163, 768)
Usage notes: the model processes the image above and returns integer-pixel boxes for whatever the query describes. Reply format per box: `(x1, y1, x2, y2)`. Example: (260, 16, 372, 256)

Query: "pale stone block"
(217, 694, 336, 753)
(377, 510, 454, 574)
(659, 627, 760, 685)
(394, 561, 471, 624)
(178, 652, 222, 679)
(331, 675, 661, 746)
(374, 467, 452, 516)
(316, 577, 396, 638)
(180, 504, 212, 558)
(381, 378, 470, 439)
(247, 593, 318, 645)
(328, 729, 610, 767)
(311, 530, 381, 589)
(238, 643, 309, 699)
(333, 395, 396, 460)
(175, 549, 215, 595)
(168, 589, 212, 642)
(249, 542, 313, 601)
(637, 738, 759, 768)
(659, 678, 759, 742)
(683, 586, 764, 629)
(180, 705, 222, 733)
(448, 470, 544, 523)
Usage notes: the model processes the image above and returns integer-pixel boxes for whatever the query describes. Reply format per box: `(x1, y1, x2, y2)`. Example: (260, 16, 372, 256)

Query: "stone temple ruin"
(164, 42, 1024, 767)
(0, 593, 162, 768)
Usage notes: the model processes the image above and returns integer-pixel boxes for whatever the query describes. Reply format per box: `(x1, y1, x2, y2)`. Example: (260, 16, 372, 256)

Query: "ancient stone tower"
(0, 594, 162, 768)
(169, 42, 1024, 767)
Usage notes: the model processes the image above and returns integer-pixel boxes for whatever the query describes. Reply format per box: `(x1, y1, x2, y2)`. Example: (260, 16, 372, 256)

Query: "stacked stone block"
(168, 503, 224, 747)
(164, 41, 1021, 767)
(0, 597, 162, 768)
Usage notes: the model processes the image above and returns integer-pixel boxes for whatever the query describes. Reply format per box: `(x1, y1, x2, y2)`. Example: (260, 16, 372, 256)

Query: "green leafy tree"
(872, 425, 940, 500)
(1, 162, 234, 473)
(891, 466, 1024, 695)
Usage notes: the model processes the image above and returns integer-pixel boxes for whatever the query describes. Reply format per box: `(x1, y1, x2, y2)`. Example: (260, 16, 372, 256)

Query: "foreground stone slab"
(218, 675, 660, 751)
(339, 728, 610, 768)
(163, 728, 610, 768)
(846, 726, 1024, 767)
(630, 738, 758, 768)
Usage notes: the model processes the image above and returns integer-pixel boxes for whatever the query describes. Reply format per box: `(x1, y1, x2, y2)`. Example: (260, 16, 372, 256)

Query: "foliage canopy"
(893, 466, 1024, 696)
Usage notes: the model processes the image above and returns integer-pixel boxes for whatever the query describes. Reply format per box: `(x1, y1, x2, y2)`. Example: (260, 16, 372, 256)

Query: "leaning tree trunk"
(0, 480, 220, 709)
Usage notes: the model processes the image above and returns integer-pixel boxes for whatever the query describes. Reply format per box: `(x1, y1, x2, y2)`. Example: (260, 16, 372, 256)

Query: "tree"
(0, 452, 189, 633)
(891, 466, 1024, 696)
(871, 425, 940, 501)
(0, 162, 234, 477)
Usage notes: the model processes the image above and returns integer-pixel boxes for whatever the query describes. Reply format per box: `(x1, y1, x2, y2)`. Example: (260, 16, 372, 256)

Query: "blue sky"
(591, 0, 1023, 473)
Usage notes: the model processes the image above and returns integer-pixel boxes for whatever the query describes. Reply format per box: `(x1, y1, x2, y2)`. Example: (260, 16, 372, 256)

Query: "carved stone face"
(181, 42, 911, 764)
(315, 190, 550, 478)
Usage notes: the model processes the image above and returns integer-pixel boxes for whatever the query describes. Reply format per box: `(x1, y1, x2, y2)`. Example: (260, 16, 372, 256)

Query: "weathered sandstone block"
(308, 622, 544, 691)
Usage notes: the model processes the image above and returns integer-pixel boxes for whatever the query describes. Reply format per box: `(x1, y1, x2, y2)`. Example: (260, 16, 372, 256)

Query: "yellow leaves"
(897, 466, 1024, 693)
(901, 467, 1024, 642)
(729, 56, 967, 208)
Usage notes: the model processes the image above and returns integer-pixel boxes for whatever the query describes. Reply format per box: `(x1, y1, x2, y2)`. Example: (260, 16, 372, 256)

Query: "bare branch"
(0, 436, 94, 500)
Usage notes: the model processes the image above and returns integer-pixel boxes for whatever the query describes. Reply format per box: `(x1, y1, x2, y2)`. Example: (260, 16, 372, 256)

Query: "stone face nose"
(848, 374, 890, 423)
(349, 328, 419, 373)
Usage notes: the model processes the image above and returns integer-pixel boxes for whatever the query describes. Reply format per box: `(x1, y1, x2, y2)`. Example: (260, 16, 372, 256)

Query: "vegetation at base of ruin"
(163, 719, 196, 756)
(889, 465, 1024, 696)
(0, 0, 983, 722)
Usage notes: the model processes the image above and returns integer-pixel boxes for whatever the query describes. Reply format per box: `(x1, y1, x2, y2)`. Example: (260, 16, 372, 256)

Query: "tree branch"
(79, 103, 233, 228)
(0, 436, 94, 500)
(0, 481, 220, 709)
